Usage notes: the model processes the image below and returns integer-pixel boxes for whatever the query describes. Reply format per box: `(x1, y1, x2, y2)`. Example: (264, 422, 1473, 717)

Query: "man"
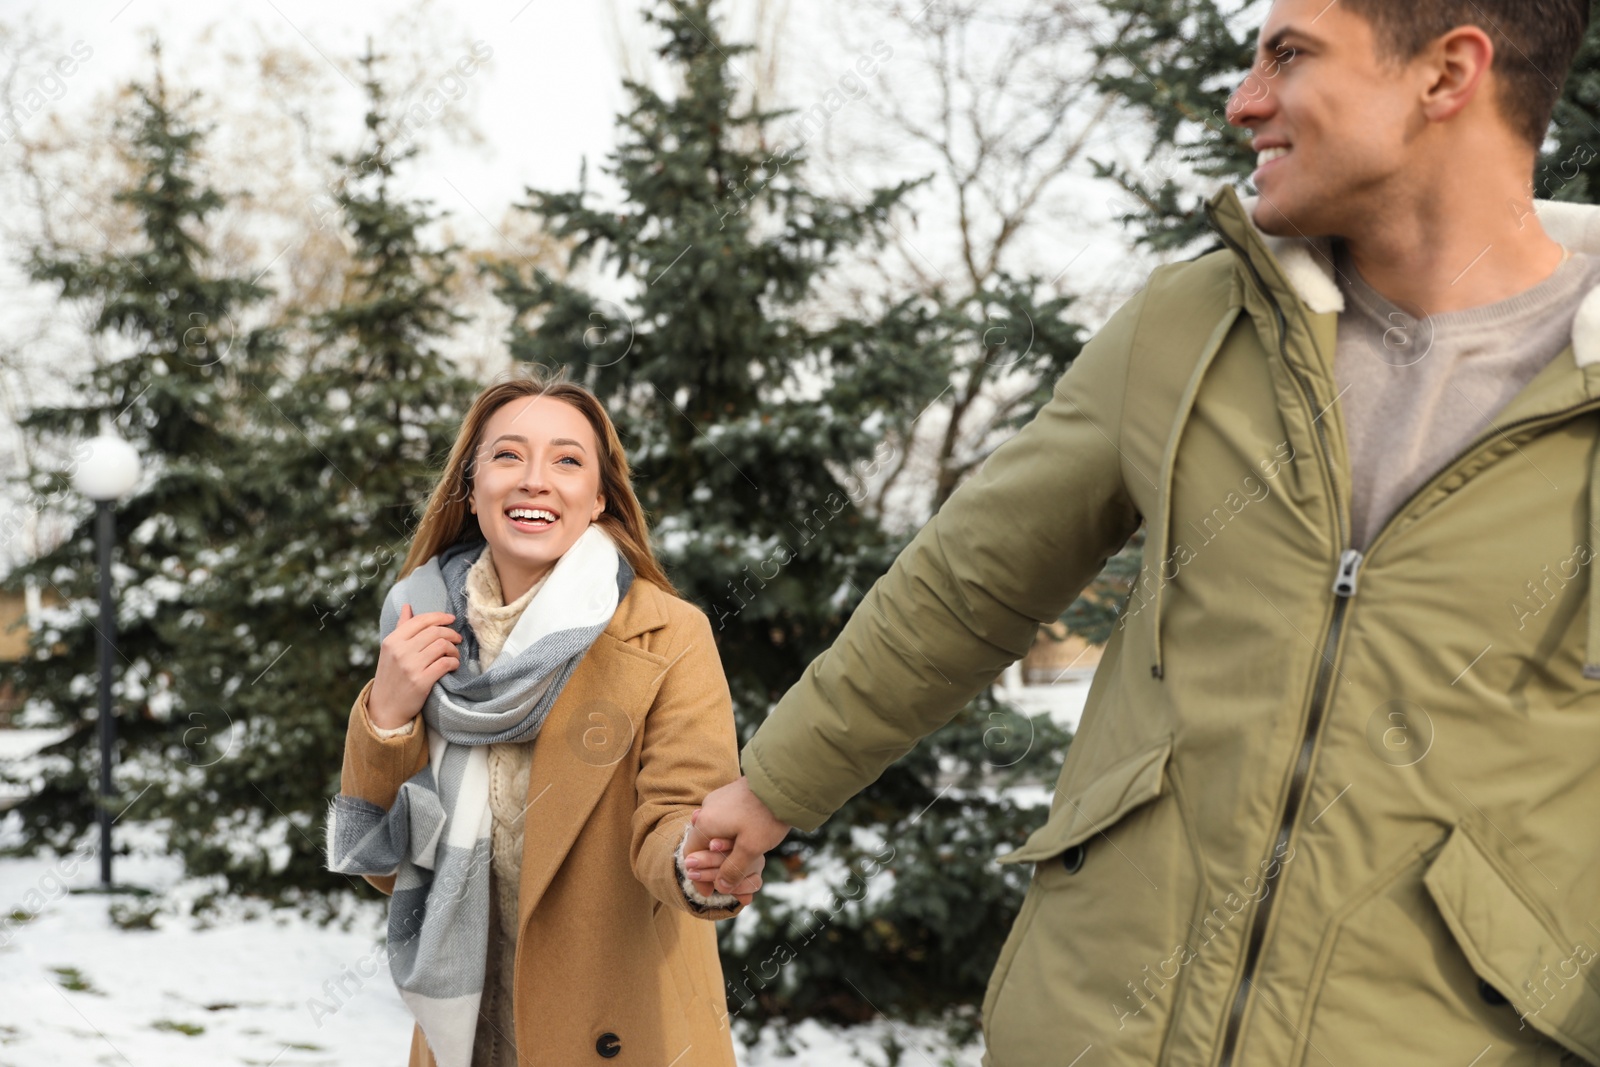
(689, 0, 1600, 1062)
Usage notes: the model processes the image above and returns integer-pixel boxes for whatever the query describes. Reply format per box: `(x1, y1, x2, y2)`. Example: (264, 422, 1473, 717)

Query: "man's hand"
(681, 822, 763, 905)
(683, 776, 791, 897)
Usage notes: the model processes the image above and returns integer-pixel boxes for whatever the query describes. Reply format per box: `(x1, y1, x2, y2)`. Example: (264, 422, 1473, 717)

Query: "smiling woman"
(324, 365, 758, 1067)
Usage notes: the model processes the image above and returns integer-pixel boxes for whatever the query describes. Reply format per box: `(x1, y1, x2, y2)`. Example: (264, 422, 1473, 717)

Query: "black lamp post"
(71, 432, 141, 888)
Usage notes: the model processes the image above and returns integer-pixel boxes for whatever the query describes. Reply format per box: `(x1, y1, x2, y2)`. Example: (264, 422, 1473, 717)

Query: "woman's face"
(467, 395, 607, 602)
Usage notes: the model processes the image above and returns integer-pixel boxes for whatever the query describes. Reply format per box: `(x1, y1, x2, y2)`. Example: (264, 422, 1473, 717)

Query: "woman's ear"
(592, 492, 606, 521)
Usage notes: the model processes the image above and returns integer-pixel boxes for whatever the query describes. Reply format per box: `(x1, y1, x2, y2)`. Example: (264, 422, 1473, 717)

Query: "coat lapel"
(514, 579, 671, 933)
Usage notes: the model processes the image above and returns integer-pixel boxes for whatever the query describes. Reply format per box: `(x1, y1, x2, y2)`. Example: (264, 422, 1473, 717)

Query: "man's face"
(1226, 0, 1429, 238)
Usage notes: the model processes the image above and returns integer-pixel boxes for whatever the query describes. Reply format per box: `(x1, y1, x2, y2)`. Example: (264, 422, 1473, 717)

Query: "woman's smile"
(505, 505, 559, 533)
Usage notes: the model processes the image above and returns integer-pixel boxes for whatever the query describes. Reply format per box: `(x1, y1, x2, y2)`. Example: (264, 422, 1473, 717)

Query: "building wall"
(1022, 622, 1103, 684)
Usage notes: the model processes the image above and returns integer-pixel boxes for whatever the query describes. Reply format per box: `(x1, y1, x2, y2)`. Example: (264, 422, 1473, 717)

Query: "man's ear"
(1420, 25, 1495, 126)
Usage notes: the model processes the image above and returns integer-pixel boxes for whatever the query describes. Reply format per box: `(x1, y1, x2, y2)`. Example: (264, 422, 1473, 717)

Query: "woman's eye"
(494, 449, 519, 461)
(558, 456, 581, 467)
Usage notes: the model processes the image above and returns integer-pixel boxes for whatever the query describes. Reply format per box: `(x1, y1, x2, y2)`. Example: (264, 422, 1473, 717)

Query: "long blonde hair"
(400, 366, 678, 596)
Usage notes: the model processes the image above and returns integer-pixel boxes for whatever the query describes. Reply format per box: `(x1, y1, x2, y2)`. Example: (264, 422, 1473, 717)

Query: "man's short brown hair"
(1341, 0, 1591, 148)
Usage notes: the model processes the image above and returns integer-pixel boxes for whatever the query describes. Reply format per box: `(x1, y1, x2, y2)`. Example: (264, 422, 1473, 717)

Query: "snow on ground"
(0, 764, 985, 1067)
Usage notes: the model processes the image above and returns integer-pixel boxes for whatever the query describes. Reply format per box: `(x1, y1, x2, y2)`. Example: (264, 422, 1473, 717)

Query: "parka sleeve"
(335, 677, 430, 895)
(630, 603, 745, 921)
(741, 283, 1151, 831)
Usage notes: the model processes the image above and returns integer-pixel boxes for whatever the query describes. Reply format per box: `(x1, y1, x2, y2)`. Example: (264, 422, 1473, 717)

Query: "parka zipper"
(1204, 203, 1600, 1067)
(1204, 211, 1352, 1067)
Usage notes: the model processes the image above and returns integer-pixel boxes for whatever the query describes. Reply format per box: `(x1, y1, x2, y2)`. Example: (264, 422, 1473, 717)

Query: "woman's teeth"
(507, 508, 556, 528)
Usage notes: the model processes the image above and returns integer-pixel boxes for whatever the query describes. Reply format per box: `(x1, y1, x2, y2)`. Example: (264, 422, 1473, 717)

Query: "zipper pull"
(1333, 549, 1363, 597)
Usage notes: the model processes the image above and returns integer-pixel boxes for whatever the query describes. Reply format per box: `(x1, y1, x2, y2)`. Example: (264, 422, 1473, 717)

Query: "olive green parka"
(742, 185, 1600, 1066)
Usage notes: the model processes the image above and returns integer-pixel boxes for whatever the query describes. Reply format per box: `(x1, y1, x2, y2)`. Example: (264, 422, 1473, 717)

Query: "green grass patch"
(49, 966, 100, 994)
(151, 1020, 205, 1037)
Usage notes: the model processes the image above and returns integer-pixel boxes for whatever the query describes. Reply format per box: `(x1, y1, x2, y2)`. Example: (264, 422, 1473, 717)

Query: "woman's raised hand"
(367, 603, 462, 731)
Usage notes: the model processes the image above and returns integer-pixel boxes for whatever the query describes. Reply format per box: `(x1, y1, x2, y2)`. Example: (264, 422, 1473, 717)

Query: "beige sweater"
(1332, 242, 1600, 550)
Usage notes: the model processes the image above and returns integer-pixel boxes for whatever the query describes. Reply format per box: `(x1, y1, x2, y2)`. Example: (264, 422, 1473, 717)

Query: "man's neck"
(1339, 176, 1566, 317)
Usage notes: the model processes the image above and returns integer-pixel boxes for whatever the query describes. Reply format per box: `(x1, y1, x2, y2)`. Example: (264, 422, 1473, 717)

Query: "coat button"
(1060, 844, 1086, 874)
(1478, 979, 1509, 1007)
(596, 1032, 621, 1058)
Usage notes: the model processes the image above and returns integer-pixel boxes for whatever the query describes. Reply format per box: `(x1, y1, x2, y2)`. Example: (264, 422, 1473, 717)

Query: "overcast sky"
(13, 0, 667, 231)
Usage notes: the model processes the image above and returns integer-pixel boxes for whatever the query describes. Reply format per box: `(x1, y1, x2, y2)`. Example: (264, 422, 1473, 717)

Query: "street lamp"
(70, 431, 141, 889)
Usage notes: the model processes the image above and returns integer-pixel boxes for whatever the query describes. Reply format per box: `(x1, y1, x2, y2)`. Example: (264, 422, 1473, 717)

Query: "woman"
(327, 369, 762, 1067)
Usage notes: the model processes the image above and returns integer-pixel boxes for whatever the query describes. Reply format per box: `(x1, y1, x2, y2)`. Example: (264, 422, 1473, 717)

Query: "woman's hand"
(367, 603, 462, 731)
(683, 809, 767, 906)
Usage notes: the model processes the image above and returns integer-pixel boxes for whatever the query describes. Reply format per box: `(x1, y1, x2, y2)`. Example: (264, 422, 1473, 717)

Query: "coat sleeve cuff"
(355, 682, 421, 746)
(741, 743, 832, 833)
(370, 717, 416, 739)
(340, 679, 428, 811)
(674, 823, 742, 913)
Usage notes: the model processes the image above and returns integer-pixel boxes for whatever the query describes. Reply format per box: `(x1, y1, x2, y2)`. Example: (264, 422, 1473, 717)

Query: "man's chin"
(1250, 194, 1302, 237)
(1241, 195, 1331, 241)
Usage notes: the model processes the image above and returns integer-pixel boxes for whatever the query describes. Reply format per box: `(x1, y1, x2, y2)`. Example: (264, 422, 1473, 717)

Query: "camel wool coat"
(337, 575, 743, 1067)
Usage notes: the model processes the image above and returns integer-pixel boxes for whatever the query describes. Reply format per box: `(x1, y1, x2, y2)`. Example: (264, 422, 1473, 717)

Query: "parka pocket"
(982, 736, 1202, 1065)
(1424, 825, 1600, 1063)
(996, 735, 1173, 869)
(1295, 828, 1592, 1066)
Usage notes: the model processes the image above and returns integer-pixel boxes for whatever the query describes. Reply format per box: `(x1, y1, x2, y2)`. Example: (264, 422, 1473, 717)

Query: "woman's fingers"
(685, 847, 763, 904)
(682, 848, 725, 873)
(393, 607, 460, 644)
(425, 636, 461, 661)
(424, 653, 460, 686)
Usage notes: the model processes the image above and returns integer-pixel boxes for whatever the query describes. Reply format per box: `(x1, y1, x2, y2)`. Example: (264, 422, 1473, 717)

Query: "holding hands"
(681, 776, 792, 905)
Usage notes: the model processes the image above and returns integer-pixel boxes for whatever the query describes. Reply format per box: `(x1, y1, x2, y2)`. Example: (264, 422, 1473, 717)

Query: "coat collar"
(1209, 185, 1600, 368)
(606, 573, 672, 642)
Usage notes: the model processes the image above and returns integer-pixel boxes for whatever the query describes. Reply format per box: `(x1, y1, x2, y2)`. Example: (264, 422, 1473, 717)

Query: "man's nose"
(1226, 68, 1274, 128)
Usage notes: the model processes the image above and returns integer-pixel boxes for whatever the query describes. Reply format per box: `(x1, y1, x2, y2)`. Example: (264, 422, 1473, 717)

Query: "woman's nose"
(518, 463, 549, 492)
